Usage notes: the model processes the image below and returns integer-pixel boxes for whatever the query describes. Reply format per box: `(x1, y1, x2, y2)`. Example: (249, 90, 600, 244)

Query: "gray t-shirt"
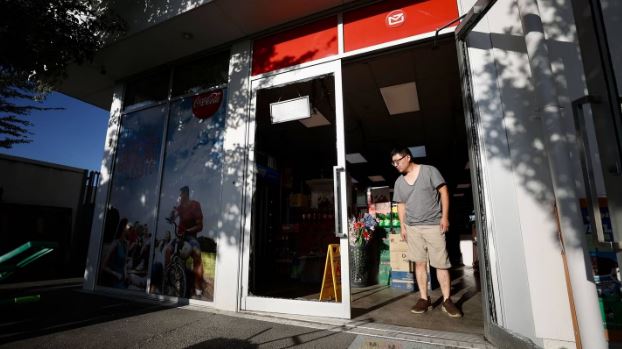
(392, 164, 445, 225)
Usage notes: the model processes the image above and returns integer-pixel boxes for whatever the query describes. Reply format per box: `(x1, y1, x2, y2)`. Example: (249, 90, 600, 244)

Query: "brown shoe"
(410, 298, 431, 314)
(442, 298, 463, 318)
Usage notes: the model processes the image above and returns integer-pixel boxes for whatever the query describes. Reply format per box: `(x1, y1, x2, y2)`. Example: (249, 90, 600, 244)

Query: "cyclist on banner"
(164, 185, 204, 297)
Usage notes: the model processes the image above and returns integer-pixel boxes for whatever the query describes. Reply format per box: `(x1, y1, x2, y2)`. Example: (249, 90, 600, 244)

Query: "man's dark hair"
(180, 186, 190, 195)
(390, 147, 412, 159)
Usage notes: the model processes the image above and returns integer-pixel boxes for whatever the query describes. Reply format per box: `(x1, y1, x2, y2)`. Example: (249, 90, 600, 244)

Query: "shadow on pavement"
(187, 338, 259, 349)
(0, 284, 170, 345)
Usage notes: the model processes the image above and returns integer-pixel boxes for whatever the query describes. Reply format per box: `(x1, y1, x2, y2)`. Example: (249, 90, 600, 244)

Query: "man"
(391, 147, 462, 318)
(165, 185, 204, 298)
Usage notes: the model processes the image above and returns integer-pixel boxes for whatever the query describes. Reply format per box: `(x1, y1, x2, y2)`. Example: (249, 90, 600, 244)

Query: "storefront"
(76, 0, 621, 348)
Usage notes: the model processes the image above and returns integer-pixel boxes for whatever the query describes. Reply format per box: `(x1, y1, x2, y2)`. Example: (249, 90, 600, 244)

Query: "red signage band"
(343, 0, 459, 52)
(251, 16, 338, 76)
(250, 0, 459, 75)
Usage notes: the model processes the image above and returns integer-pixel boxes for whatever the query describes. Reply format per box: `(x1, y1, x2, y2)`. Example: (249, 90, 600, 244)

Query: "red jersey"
(176, 200, 203, 235)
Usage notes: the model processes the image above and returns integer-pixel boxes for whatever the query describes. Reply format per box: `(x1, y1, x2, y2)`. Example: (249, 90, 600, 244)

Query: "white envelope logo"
(386, 10, 406, 27)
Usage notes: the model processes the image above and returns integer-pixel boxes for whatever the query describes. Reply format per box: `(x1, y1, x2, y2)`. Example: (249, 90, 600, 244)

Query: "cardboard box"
(389, 234, 408, 252)
(390, 251, 411, 271)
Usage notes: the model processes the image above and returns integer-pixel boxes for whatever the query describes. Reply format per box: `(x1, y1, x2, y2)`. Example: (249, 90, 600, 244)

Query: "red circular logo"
(386, 10, 406, 28)
(192, 90, 223, 119)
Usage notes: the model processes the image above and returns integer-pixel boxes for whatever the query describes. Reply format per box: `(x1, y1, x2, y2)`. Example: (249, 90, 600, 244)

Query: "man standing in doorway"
(391, 147, 462, 318)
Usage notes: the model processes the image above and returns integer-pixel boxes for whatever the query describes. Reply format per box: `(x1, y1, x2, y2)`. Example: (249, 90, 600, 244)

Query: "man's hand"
(400, 227, 407, 241)
(440, 217, 450, 234)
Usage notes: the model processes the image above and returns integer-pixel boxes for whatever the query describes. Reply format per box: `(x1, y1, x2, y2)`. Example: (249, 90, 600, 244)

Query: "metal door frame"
(240, 59, 351, 318)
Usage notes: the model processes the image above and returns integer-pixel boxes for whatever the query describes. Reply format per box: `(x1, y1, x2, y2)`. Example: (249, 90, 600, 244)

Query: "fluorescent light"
(368, 175, 385, 182)
(299, 107, 330, 128)
(270, 96, 311, 124)
(408, 145, 426, 158)
(456, 183, 471, 189)
(380, 82, 420, 115)
(346, 153, 367, 164)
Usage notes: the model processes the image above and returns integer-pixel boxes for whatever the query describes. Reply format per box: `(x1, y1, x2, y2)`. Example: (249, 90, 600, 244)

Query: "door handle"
(333, 166, 346, 238)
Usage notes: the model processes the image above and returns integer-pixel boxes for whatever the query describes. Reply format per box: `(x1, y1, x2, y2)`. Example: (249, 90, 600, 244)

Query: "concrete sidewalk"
(0, 284, 491, 348)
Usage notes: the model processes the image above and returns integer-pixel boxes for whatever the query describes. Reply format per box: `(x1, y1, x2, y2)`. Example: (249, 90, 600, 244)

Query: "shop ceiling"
(255, 38, 468, 188)
(58, 0, 370, 109)
(342, 38, 467, 187)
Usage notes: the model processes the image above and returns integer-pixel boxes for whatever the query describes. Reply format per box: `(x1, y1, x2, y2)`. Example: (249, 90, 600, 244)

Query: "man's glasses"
(391, 155, 407, 166)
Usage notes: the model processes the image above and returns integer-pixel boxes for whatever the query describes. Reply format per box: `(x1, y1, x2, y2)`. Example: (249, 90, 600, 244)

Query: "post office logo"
(386, 9, 406, 28)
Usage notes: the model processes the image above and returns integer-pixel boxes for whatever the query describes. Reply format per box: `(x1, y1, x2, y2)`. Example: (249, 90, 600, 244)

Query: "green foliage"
(0, 0, 126, 148)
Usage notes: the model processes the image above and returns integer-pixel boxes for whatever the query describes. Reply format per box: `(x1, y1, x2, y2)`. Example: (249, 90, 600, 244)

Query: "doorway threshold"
(227, 309, 492, 348)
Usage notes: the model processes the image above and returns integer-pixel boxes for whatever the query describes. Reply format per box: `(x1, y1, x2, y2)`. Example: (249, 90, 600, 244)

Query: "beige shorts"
(405, 224, 451, 269)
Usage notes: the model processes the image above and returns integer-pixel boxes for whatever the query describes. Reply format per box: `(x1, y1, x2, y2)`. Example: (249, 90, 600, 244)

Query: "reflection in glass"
(250, 75, 341, 301)
(124, 70, 170, 110)
(97, 105, 166, 290)
(172, 51, 230, 97)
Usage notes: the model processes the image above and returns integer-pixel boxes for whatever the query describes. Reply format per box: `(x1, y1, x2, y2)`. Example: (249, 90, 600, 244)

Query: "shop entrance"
(241, 60, 351, 318)
(341, 36, 484, 334)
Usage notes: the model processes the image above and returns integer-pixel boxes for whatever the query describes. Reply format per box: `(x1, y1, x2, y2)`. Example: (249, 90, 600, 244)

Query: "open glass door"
(241, 60, 351, 318)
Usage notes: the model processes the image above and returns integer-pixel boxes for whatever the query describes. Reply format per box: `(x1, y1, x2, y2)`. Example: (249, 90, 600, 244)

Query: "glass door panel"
(241, 61, 350, 318)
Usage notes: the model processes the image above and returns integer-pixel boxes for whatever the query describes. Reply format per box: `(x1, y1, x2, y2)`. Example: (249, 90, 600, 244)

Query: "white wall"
(459, 0, 583, 346)
(213, 40, 252, 311)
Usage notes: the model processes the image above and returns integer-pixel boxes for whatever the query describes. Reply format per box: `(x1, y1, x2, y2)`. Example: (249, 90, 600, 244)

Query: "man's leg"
(436, 268, 451, 300)
(415, 261, 429, 300)
(192, 249, 204, 295)
(438, 266, 462, 317)
(407, 225, 432, 314)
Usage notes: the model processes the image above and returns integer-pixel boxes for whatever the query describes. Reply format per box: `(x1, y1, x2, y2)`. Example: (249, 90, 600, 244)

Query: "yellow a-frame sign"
(319, 244, 341, 302)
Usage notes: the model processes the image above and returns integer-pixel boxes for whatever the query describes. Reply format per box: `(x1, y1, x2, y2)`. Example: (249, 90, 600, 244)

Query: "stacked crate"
(389, 234, 415, 291)
(377, 239, 391, 285)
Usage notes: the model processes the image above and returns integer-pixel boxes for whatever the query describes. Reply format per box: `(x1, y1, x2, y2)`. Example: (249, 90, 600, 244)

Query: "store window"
(172, 51, 230, 97)
(97, 105, 167, 290)
(149, 88, 228, 301)
(123, 70, 170, 110)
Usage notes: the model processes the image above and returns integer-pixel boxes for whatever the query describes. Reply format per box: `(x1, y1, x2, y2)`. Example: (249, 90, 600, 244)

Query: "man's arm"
(397, 202, 407, 240)
(439, 185, 450, 233)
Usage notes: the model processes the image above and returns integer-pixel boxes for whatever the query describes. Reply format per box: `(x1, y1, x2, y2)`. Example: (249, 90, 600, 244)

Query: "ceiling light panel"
(346, 153, 368, 164)
(299, 107, 331, 128)
(368, 175, 385, 182)
(380, 82, 420, 115)
(408, 145, 426, 158)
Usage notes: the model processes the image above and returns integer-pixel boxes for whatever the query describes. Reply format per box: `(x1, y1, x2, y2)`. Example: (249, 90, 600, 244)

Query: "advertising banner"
(149, 88, 227, 301)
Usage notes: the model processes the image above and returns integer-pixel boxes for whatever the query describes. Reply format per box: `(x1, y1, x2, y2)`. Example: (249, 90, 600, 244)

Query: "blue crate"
(389, 270, 440, 291)
(390, 271, 415, 291)
(391, 278, 415, 291)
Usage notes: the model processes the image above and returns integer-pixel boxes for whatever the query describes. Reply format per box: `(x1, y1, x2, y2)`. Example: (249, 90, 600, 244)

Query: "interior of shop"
(249, 36, 482, 334)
